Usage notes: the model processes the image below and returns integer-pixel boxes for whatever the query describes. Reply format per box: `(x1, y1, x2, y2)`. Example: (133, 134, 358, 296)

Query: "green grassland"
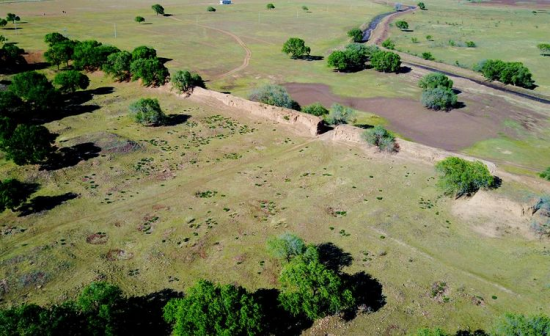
(386, 0, 550, 95)
(0, 73, 549, 333)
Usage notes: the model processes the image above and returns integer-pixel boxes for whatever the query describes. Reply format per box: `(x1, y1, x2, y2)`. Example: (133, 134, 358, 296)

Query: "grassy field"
(386, 0, 550, 95)
(0, 72, 549, 333)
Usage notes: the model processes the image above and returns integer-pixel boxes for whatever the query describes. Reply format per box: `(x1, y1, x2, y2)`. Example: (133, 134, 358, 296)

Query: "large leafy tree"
(493, 313, 550, 336)
(0, 91, 25, 120)
(130, 58, 169, 87)
(0, 43, 26, 68)
(77, 282, 124, 336)
(131, 46, 157, 60)
(347, 28, 363, 43)
(9, 71, 59, 111)
(128, 98, 166, 126)
(44, 41, 75, 69)
(152, 4, 165, 15)
(0, 179, 32, 213)
(435, 157, 494, 198)
(1, 124, 55, 165)
(282, 38, 311, 59)
(53, 70, 90, 93)
(73, 40, 120, 71)
(171, 70, 205, 93)
(163, 280, 264, 336)
(421, 87, 457, 111)
(266, 233, 306, 262)
(278, 246, 355, 320)
(418, 73, 454, 90)
(103, 51, 132, 81)
(44, 32, 69, 46)
(370, 51, 401, 73)
(479, 59, 535, 89)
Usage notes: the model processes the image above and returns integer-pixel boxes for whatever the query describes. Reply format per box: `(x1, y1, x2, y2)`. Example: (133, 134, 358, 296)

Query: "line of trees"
(475, 59, 535, 89)
(327, 43, 399, 72)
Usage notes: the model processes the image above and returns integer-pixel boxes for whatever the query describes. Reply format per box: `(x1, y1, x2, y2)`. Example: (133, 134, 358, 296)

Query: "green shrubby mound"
(249, 84, 298, 110)
(421, 87, 457, 111)
(325, 103, 356, 125)
(266, 232, 306, 262)
(362, 125, 397, 152)
(302, 103, 329, 116)
(128, 98, 166, 126)
(53, 70, 90, 93)
(540, 167, 550, 181)
(327, 44, 378, 72)
(418, 73, 454, 90)
(476, 59, 535, 89)
(370, 50, 401, 73)
(435, 157, 494, 198)
(171, 70, 205, 93)
(347, 28, 363, 43)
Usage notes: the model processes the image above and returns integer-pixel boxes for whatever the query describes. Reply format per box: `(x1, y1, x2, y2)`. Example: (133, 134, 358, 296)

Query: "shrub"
(417, 2, 426, 10)
(414, 329, 449, 336)
(302, 103, 328, 116)
(540, 167, 550, 180)
(163, 280, 263, 336)
(1, 124, 55, 165)
(267, 3, 275, 9)
(479, 59, 535, 89)
(362, 125, 396, 152)
(135, 16, 145, 23)
(53, 70, 90, 93)
(370, 51, 401, 73)
(395, 20, 409, 30)
(426, 35, 433, 41)
(44, 32, 68, 46)
(152, 4, 165, 15)
(249, 84, 296, 109)
(421, 52, 435, 60)
(466, 41, 476, 48)
(267, 233, 306, 262)
(325, 103, 355, 125)
(381, 38, 395, 50)
(171, 70, 205, 93)
(9, 71, 59, 111)
(493, 313, 550, 336)
(302, 5, 308, 11)
(421, 87, 457, 111)
(128, 98, 166, 126)
(282, 37, 311, 59)
(435, 157, 494, 197)
(418, 73, 454, 90)
(0, 179, 31, 213)
(538, 43, 550, 56)
(347, 28, 363, 43)
(411, 37, 419, 43)
(207, 6, 216, 12)
(130, 58, 169, 86)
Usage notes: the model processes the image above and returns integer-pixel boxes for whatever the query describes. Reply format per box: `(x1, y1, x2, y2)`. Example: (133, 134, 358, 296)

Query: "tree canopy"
(163, 280, 263, 336)
(44, 41, 75, 69)
(395, 20, 409, 30)
(9, 71, 59, 111)
(266, 233, 306, 262)
(152, 4, 165, 15)
(0, 179, 31, 213)
(347, 28, 363, 43)
(362, 125, 396, 152)
(421, 87, 457, 111)
(478, 59, 535, 89)
(325, 103, 356, 125)
(132, 46, 157, 60)
(370, 51, 401, 73)
(538, 43, 550, 56)
(103, 51, 133, 81)
(1, 124, 55, 165)
(302, 103, 329, 117)
(435, 157, 494, 198)
(53, 71, 90, 93)
(135, 16, 145, 23)
(130, 58, 169, 87)
(128, 98, 166, 126)
(282, 38, 311, 59)
(249, 84, 296, 109)
(171, 70, 205, 93)
(418, 73, 454, 90)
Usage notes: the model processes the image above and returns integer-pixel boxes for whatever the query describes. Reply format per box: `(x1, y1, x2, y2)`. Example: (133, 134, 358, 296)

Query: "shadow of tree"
(456, 330, 489, 336)
(163, 114, 191, 126)
(342, 271, 386, 320)
(317, 242, 353, 272)
(399, 66, 412, 74)
(40, 142, 101, 171)
(18, 192, 78, 216)
(253, 288, 313, 336)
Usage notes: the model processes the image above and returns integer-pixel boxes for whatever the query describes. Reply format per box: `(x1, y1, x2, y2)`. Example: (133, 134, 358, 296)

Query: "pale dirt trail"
(168, 15, 251, 79)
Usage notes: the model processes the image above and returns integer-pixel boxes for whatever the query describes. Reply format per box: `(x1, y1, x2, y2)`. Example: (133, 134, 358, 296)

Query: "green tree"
(466, 41, 476, 48)
(325, 103, 356, 125)
(370, 51, 401, 73)
(77, 282, 123, 336)
(267, 3, 275, 9)
(53, 71, 90, 93)
(480, 59, 535, 89)
(171, 70, 205, 93)
(421, 87, 457, 111)
(327, 50, 349, 71)
(163, 280, 264, 336)
(395, 20, 409, 30)
(0, 91, 25, 120)
(73, 40, 120, 71)
(249, 84, 295, 109)
(266, 233, 306, 262)
(302, 103, 328, 117)
(128, 98, 166, 126)
(0, 179, 32, 213)
(152, 4, 165, 15)
(0, 19, 7, 28)
(2, 124, 55, 165)
(44, 41, 75, 69)
(132, 45, 157, 60)
(278, 246, 355, 320)
(435, 157, 494, 198)
(0, 304, 50, 336)
(418, 73, 454, 90)
(103, 51, 132, 81)
(414, 328, 449, 336)
(282, 37, 311, 59)
(417, 2, 426, 10)
(493, 313, 550, 336)
(540, 167, 550, 181)
(6, 13, 20, 25)
(44, 32, 69, 46)
(302, 5, 309, 11)
(381, 38, 395, 50)
(135, 16, 145, 23)
(538, 43, 550, 56)
(421, 51, 435, 60)
(362, 125, 396, 152)
(207, 6, 216, 12)
(130, 58, 169, 86)
(347, 28, 363, 43)
(9, 71, 59, 111)
(0, 43, 26, 68)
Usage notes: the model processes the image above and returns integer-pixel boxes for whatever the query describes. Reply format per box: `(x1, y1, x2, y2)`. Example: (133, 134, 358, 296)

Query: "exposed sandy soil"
(284, 82, 546, 151)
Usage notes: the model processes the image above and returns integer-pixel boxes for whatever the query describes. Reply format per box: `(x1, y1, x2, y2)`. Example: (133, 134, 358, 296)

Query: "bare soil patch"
(285, 82, 543, 151)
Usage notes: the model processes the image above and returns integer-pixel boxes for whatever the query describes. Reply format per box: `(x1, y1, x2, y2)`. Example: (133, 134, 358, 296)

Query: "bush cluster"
(476, 59, 535, 89)
(435, 157, 494, 197)
(362, 125, 396, 152)
(418, 73, 457, 111)
(248, 84, 299, 110)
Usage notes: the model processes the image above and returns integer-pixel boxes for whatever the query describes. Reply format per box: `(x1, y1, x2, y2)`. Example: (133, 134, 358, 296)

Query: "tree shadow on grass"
(253, 288, 312, 336)
(118, 289, 183, 335)
(305, 55, 324, 61)
(18, 192, 78, 216)
(399, 66, 412, 74)
(40, 142, 101, 171)
(163, 114, 191, 126)
(355, 123, 375, 129)
(317, 242, 353, 272)
(342, 271, 386, 321)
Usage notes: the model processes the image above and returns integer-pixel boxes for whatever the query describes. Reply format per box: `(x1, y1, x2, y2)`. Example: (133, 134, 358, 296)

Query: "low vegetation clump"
(347, 28, 363, 43)
(531, 196, 550, 236)
(417, 2, 426, 10)
(325, 103, 356, 125)
(465, 41, 476, 48)
(538, 43, 550, 56)
(540, 167, 550, 180)
(302, 103, 329, 116)
(419, 73, 454, 90)
(395, 20, 409, 30)
(282, 37, 311, 59)
(135, 16, 145, 23)
(419, 73, 457, 111)
(381, 38, 395, 50)
(53, 70, 90, 93)
(476, 59, 535, 89)
(370, 50, 401, 73)
(152, 4, 165, 15)
(128, 98, 166, 126)
(267, 3, 275, 9)
(422, 52, 435, 61)
(435, 157, 494, 198)
(362, 126, 396, 152)
(0, 179, 30, 213)
(249, 84, 298, 110)
(163, 280, 264, 336)
(171, 70, 205, 93)
(207, 6, 216, 12)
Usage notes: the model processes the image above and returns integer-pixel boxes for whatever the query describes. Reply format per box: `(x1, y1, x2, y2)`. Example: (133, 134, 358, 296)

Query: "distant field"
(0, 74, 549, 334)
(386, 0, 550, 95)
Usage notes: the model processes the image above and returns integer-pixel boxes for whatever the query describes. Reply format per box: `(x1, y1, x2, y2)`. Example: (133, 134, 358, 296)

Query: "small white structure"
(220, 0, 232, 4)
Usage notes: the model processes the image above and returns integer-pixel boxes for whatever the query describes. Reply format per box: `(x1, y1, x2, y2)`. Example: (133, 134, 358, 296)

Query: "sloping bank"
(188, 87, 497, 174)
